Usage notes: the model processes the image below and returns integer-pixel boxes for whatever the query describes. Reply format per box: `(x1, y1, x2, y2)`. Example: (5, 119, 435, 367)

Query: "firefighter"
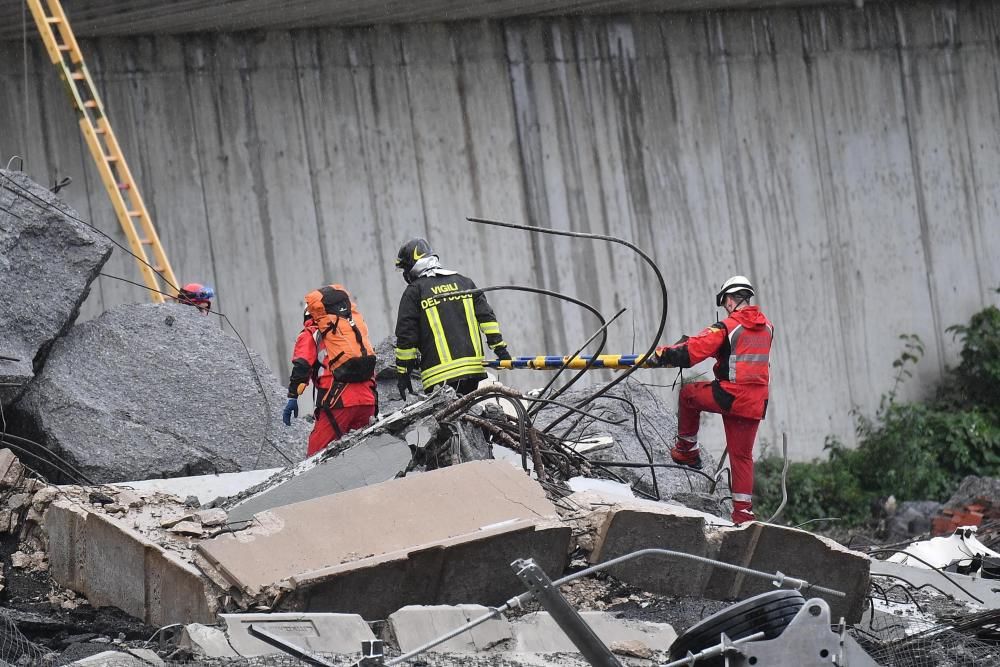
(393, 238, 511, 398)
(653, 275, 773, 525)
(283, 296, 377, 457)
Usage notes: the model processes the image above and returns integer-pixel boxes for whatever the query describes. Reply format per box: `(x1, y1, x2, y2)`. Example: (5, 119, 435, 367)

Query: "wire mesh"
(861, 629, 1000, 667)
(0, 608, 51, 665)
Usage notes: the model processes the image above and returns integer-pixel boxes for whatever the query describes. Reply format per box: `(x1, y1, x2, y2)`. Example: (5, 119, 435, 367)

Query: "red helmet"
(177, 282, 214, 313)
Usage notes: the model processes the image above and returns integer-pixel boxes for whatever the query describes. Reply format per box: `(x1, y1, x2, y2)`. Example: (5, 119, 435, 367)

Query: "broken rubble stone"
(0, 448, 26, 489)
(0, 169, 113, 405)
(11, 550, 30, 568)
(167, 521, 203, 536)
(193, 508, 227, 527)
(10, 303, 308, 483)
(6, 492, 31, 511)
(610, 639, 655, 659)
(946, 476, 1000, 509)
(32, 485, 59, 510)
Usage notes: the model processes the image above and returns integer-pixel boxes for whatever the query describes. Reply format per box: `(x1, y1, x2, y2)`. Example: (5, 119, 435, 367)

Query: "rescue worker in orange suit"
(283, 307, 377, 457)
(653, 276, 773, 525)
(393, 238, 511, 397)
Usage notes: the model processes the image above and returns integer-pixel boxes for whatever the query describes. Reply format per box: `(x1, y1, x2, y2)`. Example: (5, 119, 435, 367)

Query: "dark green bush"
(755, 299, 1000, 528)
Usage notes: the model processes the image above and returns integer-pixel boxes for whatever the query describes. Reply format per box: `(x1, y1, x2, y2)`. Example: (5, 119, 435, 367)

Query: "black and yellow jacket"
(394, 273, 505, 389)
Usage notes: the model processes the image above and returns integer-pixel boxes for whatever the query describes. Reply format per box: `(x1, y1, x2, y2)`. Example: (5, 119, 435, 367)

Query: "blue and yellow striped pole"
(484, 353, 658, 370)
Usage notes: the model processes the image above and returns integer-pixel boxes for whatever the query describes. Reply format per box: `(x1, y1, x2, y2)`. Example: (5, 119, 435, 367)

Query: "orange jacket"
(656, 306, 773, 420)
(288, 319, 375, 407)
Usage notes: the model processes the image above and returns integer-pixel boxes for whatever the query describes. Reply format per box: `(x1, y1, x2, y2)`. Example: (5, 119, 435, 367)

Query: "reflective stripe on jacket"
(394, 273, 505, 390)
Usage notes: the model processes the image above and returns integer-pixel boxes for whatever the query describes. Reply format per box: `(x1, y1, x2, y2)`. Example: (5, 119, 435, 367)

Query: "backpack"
(303, 285, 376, 384)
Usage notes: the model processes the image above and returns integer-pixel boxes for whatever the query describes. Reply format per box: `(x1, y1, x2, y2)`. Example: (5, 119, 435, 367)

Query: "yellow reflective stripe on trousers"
(425, 305, 451, 364)
(480, 321, 501, 336)
(421, 357, 484, 387)
(463, 297, 483, 358)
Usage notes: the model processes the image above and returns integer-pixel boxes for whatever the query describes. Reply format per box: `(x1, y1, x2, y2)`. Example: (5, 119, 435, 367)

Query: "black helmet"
(395, 238, 434, 283)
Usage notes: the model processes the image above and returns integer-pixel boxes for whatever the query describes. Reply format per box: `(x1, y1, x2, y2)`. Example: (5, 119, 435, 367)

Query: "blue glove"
(282, 398, 299, 426)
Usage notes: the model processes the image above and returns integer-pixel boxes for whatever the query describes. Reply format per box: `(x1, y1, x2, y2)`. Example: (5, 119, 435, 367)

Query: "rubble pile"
(0, 169, 112, 405)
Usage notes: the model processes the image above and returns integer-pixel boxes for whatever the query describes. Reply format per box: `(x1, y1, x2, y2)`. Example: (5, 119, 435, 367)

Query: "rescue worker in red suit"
(282, 309, 377, 457)
(653, 276, 773, 525)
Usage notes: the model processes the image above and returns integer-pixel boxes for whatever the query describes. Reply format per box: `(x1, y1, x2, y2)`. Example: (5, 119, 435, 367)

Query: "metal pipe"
(660, 631, 766, 667)
(486, 353, 655, 370)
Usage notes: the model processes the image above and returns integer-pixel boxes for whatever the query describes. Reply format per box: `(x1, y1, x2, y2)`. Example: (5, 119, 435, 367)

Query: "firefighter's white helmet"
(716, 275, 755, 307)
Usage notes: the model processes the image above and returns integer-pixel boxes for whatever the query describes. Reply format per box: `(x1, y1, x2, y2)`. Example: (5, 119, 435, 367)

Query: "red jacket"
(656, 306, 773, 420)
(288, 319, 375, 408)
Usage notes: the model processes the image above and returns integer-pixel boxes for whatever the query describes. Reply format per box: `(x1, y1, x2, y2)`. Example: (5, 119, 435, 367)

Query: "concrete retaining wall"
(2, 0, 999, 458)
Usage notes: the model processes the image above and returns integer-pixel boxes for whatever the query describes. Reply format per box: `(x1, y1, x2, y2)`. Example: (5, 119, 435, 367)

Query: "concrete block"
(226, 432, 411, 527)
(198, 461, 570, 618)
(588, 497, 715, 596)
(45, 500, 216, 626)
(511, 612, 676, 653)
(220, 613, 375, 657)
(388, 605, 513, 652)
(44, 501, 87, 591)
(0, 449, 25, 488)
(179, 624, 238, 658)
(705, 523, 870, 624)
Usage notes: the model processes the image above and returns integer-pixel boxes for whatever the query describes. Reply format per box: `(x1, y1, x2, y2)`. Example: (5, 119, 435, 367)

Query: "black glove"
(494, 345, 512, 362)
(397, 372, 413, 400)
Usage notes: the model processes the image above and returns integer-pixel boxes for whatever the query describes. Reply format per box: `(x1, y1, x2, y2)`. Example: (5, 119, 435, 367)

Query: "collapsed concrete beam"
(583, 493, 869, 623)
(388, 605, 513, 653)
(45, 499, 217, 626)
(197, 461, 571, 619)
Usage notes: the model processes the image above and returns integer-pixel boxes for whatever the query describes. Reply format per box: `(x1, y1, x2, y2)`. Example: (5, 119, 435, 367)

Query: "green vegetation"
(755, 298, 1000, 528)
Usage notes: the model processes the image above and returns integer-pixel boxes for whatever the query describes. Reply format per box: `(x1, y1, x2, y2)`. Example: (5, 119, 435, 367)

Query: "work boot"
(732, 508, 756, 526)
(670, 444, 703, 470)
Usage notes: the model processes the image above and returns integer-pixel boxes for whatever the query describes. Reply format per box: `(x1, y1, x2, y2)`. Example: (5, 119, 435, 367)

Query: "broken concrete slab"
(225, 432, 411, 528)
(112, 468, 282, 506)
(45, 498, 217, 626)
(871, 559, 1000, 608)
(198, 461, 570, 619)
(586, 495, 722, 597)
(179, 623, 239, 659)
(220, 612, 375, 657)
(705, 523, 870, 624)
(11, 303, 308, 483)
(0, 169, 112, 405)
(388, 605, 513, 653)
(512, 611, 676, 653)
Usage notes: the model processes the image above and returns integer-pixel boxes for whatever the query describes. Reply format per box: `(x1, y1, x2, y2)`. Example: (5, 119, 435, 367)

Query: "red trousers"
(306, 404, 376, 457)
(676, 382, 760, 524)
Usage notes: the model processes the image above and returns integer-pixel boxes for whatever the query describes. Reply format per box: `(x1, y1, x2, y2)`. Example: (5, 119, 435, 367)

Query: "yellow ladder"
(27, 0, 177, 303)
